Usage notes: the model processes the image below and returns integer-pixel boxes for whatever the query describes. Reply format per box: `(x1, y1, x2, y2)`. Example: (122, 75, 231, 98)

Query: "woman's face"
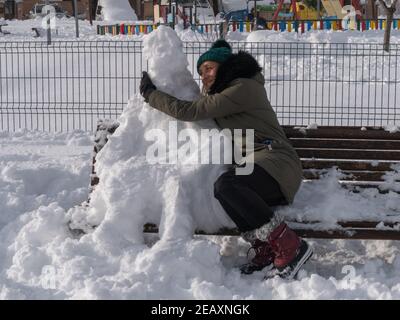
(199, 61, 220, 92)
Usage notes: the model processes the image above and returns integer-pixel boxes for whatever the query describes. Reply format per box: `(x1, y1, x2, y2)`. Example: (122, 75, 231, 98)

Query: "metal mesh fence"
(1, 40, 399, 131)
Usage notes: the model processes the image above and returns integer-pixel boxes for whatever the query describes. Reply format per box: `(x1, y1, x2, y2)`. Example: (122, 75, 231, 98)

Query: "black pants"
(214, 164, 287, 233)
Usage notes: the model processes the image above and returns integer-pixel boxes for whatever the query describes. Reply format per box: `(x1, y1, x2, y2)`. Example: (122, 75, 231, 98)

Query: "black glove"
(140, 71, 156, 102)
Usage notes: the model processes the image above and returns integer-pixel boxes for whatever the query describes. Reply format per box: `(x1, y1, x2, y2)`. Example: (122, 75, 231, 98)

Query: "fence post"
(245, 21, 250, 32)
(280, 21, 286, 31)
(46, 0, 51, 45)
(73, 0, 79, 38)
(294, 20, 299, 33)
(219, 22, 224, 39)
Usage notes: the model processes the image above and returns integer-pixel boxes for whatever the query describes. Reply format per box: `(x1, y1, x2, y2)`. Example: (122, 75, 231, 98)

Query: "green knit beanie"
(197, 40, 232, 74)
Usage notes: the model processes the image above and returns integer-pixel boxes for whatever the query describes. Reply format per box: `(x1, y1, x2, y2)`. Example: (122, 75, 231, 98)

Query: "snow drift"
(99, 0, 138, 22)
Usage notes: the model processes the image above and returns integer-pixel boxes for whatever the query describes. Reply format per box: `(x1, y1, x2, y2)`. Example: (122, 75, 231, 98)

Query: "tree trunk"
(383, 8, 394, 52)
(378, 0, 398, 53)
(366, 0, 378, 19)
(209, 0, 219, 16)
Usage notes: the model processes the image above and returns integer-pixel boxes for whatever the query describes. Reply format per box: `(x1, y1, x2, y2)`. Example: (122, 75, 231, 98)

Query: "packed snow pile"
(71, 26, 235, 245)
(98, 0, 138, 22)
(245, 28, 400, 44)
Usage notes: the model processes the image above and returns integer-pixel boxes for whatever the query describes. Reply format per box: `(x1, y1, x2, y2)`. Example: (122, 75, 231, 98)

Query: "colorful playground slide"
(321, 0, 347, 19)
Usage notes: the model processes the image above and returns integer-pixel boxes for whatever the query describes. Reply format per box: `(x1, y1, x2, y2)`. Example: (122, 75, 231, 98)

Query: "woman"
(139, 40, 312, 280)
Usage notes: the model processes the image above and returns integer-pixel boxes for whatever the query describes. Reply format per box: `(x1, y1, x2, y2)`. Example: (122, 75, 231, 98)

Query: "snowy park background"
(2, 17, 400, 131)
(1, 3, 400, 299)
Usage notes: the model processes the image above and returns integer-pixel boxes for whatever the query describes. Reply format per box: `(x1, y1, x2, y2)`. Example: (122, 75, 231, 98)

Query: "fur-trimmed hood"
(209, 51, 263, 94)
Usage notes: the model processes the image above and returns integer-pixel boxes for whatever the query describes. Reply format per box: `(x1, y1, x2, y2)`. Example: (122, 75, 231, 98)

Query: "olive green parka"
(147, 52, 303, 203)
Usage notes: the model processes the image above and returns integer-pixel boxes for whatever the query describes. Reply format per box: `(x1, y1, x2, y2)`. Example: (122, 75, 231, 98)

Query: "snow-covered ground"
(1, 19, 400, 299)
(1, 121, 400, 299)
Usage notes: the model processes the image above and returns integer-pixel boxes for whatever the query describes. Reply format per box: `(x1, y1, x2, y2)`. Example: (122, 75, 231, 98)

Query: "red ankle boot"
(240, 239, 275, 275)
(267, 222, 313, 280)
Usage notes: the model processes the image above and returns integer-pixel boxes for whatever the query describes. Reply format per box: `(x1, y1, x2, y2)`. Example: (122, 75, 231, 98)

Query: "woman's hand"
(140, 71, 156, 102)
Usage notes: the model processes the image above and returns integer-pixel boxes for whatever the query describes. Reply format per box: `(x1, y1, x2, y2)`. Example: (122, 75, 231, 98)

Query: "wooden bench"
(89, 121, 400, 240)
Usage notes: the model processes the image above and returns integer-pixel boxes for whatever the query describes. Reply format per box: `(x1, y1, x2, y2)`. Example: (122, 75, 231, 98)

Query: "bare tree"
(378, 0, 399, 52)
(209, 0, 220, 16)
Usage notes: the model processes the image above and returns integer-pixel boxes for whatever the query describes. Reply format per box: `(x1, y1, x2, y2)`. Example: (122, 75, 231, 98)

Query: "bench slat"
(297, 148, 400, 160)
(291, 138, 400, 150)
(143, 223, 400, 240)
(301, 160, 398, 172)
(294, 228, 400, 240)
(303, 169, 398, 182)
(284, 126, 400, 140)
(337, 182, 395, 193)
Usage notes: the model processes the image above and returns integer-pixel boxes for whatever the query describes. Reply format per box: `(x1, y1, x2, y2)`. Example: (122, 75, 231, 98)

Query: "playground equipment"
(222, 9, 248, 21)
(271, 0, 363, 21)
(321, 0, 362, 19)
(321, 0, 346, 18)
(256, 4, 278, 20)
(273, 0, 299, 20)
(293, 1, 319, 20)
(95, 0, 399, 36)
